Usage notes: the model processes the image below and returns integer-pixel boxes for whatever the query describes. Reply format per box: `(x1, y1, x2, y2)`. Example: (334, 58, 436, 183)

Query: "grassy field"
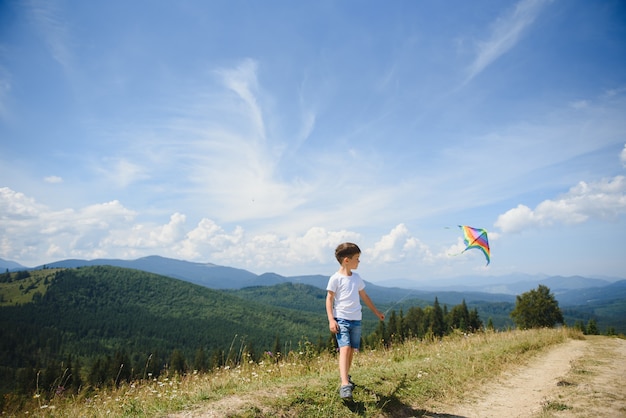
(7, 327, 586, 417)
(0, 269, 61, 306)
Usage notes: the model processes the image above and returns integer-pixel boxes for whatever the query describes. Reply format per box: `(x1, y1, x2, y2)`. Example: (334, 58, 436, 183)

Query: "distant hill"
(1, 265, 326, 352)
(41, 256, 520, 310)
(0, 266, 330, 397)
(404, 274, 614, 295)
(0, 258, 25, 271)
(484, 276, 613, 295)
(557, 280, 626, 333)
(26, 256, 520, 304)
(225, 282, 519, 330)
(1, 263, 624, 403)
(20, 255, 623, 309)
(42, 255, 258, 289)
(556, 280, 626, 305)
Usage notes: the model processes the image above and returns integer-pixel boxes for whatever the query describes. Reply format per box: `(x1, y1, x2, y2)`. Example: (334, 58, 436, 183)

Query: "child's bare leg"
(349, 347, 356, 368)
(339, 346, 352, 385)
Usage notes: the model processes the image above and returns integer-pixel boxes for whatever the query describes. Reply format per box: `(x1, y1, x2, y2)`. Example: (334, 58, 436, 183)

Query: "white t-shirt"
(326, 272, 365, 321)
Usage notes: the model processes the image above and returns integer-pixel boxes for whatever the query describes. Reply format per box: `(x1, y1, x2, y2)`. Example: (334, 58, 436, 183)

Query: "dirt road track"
(170, 336, 626, 418)
(431, 336, 626, 418)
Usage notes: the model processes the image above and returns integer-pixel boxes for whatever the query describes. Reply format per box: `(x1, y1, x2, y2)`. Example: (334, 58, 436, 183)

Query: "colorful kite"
(458, 225, 490, 266)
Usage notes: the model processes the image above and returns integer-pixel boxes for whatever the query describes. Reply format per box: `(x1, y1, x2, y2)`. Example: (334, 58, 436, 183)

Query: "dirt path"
(170, 336, 626, 417)
(431, 336, 626, 418)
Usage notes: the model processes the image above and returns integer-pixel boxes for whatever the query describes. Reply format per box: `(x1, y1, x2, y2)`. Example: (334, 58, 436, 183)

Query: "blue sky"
(1, 0, 625, 283)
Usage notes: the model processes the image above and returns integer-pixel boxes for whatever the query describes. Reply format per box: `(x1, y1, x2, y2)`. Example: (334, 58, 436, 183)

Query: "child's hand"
(329, 319, 339, 334)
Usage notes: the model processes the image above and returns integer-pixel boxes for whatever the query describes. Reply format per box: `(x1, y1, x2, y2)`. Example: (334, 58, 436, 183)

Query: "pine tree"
(387, 311, 399, 344)
(468, 308, 482, 332)
(586, 319, 599, 335)
(405, 306, 426, 338)
(194, 348, 208, 372)
(272, 334, 281, 357)
(169, 349, 186, 375)
(397, 309, 407, 342)
(431, 298, 445, 338)
(210, 348, 224, 369)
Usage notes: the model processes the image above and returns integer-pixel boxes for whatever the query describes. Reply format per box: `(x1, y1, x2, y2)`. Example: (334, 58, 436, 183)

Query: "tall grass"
(11, 328, 580, 417)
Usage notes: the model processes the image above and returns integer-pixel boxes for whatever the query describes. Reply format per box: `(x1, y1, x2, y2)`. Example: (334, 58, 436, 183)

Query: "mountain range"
(2, 255, 625, 309)
(2, 255, 623, 406)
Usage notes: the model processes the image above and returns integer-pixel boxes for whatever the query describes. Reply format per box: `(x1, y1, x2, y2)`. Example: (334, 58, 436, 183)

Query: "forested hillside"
(1, 265, 621, 411)
(0, 266, 328, 400)
(228, 282, 516, 330)
(25, 256, 625, 335)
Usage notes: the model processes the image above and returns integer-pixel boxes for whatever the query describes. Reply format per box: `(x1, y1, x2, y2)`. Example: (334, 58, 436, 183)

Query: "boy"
(326, 242, 385, 399)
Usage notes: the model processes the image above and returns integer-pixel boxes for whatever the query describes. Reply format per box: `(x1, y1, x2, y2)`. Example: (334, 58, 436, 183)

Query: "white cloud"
(366, 224, 434, 264)
(2, 187, 443, 276)
(215, 59, 266, 142)
(107, 212, 188, 249)
(621, 144, 626, 167)
(109, 58, 319, 223)
(0, 186, 360, 271)
(28, 0, 74, 73)
(603, 86, 626, 99)
(44, 175, 63, 184)
(495, 175, 626, 233)
(466, 0, 551, 81)
(178, 224, 360, 272)
(96, 157, 150, 188)
(177, 218, 244, 260)
(0, 187, 137, 263)
(0, 187, 43, 219)
(569, 100, 589, 109)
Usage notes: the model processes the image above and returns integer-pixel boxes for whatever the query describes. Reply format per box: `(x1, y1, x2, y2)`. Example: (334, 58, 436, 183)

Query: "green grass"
(542, 400, 572, 412)
(8, 327, 582, 417)
(0, 269, 60, 306)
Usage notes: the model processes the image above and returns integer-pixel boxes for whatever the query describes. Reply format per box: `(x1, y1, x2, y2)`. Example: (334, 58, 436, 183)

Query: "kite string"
(383, 290, 415, 316)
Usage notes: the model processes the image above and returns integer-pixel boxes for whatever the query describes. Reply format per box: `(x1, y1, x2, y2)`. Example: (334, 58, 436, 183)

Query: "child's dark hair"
(335, 242, 361, 263)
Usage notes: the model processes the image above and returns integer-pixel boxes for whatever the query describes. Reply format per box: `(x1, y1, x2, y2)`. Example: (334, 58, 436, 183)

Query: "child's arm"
(326, 291, 339, 333)
(359, 289, 385, 321)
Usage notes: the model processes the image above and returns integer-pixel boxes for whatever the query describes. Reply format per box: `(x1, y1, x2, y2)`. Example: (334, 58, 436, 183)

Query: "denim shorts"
(335, 318, 362, 349)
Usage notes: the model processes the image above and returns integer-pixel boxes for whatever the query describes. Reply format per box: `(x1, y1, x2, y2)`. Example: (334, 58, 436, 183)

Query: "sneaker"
(339, 384, 353, 399)
(348, 375, 356, 389)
